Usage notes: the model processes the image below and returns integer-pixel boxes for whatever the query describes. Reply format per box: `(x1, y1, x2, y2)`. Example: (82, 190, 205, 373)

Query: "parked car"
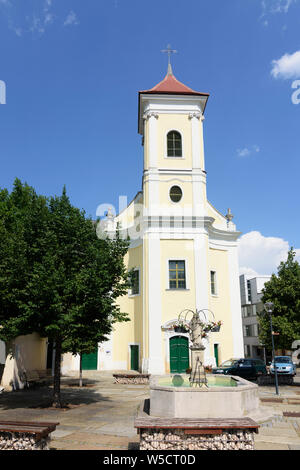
(212, 358, 267, 379)
(269, 356, 296, 376)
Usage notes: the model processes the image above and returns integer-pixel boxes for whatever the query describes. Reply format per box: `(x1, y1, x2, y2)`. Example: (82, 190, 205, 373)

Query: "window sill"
(165, 156, 185, 160)
(166, 288, 190, 291)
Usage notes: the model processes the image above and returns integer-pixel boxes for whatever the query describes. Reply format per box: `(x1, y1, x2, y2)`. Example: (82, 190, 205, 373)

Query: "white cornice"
(139, 95, 206, 134)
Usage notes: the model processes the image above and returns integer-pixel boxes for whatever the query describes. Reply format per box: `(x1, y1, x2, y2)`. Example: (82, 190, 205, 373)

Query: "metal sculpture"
(176, 309, 221, 388)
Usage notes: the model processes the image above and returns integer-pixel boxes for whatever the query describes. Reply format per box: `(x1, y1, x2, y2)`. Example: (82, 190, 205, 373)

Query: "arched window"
(167, 131, 182, 157)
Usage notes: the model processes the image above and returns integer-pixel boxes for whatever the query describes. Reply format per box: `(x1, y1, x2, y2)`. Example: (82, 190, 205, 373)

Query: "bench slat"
(0, 421, 59, 439)
(135, 417, 259, 430)
(0, 420, 59, 428)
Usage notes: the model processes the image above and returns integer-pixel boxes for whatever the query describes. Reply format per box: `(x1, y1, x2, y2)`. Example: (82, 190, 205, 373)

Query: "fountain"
(135, 309, 274, 450)
(149, 309, 260, 419)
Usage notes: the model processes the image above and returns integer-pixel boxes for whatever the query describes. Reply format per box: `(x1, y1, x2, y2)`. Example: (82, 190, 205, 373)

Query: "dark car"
(212, 358, 267, 379)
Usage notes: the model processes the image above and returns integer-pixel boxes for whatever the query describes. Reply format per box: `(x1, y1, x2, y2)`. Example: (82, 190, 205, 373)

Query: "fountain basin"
(150, 374, 260, 419)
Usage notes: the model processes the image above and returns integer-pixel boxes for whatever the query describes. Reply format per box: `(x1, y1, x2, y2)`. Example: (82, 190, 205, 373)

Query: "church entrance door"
(170, 336, 189, 373)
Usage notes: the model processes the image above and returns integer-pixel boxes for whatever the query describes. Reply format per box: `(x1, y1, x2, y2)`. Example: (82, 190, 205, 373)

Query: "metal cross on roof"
(161, 44, 177, 75)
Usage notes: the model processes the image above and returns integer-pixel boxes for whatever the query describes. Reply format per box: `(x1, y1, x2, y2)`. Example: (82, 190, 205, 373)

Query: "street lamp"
(264, 302, 279, 395)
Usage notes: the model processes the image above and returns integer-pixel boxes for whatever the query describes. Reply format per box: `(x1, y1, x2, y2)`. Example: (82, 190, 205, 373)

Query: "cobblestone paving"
(0, 370, 300, 450)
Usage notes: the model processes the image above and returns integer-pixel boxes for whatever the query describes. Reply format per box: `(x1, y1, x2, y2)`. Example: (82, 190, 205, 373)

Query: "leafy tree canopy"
(0, 179, 130, 405)
(259, 248, 300, 350)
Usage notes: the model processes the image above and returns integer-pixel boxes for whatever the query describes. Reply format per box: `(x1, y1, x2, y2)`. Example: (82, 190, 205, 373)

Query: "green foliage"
(258, 248, 300, 350)
(0, 179, 130, 404)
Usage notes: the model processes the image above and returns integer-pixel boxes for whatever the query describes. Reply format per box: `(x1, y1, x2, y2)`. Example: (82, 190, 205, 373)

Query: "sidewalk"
(0, 370, 299, 450)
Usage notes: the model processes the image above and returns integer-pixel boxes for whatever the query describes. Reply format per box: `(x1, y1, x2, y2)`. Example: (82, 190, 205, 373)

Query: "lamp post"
(264, 302, 279, 395)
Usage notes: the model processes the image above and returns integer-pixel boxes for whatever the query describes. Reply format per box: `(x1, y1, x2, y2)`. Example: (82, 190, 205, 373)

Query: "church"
(1, 60, 244, 389)
(62, 61, 244, 375)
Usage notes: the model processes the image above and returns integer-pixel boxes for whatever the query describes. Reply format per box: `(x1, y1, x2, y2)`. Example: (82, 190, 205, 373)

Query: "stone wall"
(0, 432, 50, 450)
(139, 428, 255, 450)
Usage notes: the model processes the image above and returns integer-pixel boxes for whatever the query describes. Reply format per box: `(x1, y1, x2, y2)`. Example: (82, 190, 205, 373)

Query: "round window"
(169, 185, 183, 203)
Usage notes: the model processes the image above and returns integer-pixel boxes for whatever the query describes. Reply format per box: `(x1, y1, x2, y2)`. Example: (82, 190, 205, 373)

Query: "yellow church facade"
(0, 66, 244, 389)
(64, 67, 244, 375)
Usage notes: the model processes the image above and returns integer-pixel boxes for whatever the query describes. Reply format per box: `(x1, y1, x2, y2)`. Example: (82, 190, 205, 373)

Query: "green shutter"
(130, 345, 139, 371)
(170, 336, 189, 373)
(214, 344, 219, 367)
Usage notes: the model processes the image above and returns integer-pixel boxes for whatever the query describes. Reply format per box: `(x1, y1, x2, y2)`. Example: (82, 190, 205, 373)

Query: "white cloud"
(0, 1, 79, 36)
(64, 10, 79, 27)
(29, 16, 46, 34)
(261, 0, 297, 16)
(271, 50, 300, 79)
(13, 26, 22, 36)
(270, 0, 297, 13)
(260, 0, 298, 26)
(238, 231, 300, 276)
(237, 148, 251, 158)
(237, 145, 260, 158)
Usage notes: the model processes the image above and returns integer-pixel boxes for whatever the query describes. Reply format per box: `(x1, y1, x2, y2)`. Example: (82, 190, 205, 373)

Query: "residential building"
(239, 274, 271, 361)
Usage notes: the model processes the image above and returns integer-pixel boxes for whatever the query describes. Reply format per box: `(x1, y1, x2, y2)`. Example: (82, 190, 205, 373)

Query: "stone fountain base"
(150, 374, 262, 419)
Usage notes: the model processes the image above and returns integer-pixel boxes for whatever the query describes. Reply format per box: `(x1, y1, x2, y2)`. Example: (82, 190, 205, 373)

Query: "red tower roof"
(140, 69, 209, 97)
(138, 67, 210, 133)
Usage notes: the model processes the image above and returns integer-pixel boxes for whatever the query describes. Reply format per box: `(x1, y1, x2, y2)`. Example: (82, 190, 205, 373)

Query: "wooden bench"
(135, 401, 259, 450)
(113, 373, 150, 384)
(0, 420, 59, 450)
(21, 370, 52, 388)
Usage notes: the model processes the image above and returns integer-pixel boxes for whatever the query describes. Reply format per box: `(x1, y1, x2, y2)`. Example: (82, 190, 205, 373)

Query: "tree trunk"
(79, 353, 83, 387)
(53, 340, 63, 408)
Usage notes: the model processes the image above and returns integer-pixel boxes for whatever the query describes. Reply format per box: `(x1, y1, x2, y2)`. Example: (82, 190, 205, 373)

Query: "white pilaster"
(189, 112, 201, 170)
(144, 111, 159, 216)
(192, 172, 206, 217)
(144, 111, 158, 170)
(194, 234, 209, 312)
(147, 234, 164, 374)
(194, 233, 211, 364)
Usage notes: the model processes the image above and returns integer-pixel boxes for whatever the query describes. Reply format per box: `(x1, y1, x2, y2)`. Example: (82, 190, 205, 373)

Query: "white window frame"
(166, 258, 189, 290)
(168, 183, 184, 204)
(210, 270, 218, 297)
(128, 343, 140, 371)
(164, 129, 185, 159)
(128, 267, 141, 297)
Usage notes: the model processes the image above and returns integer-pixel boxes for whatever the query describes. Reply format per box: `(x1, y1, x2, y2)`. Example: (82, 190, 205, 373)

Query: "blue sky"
(0, 0, 300, 276)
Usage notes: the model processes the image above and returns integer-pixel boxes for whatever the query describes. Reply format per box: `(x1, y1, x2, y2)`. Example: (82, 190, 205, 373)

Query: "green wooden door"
(130, 345, 139, 371)
(82, 348, 98, 370)
(170, 336, 189, 373)
(214, 344, 219, 367)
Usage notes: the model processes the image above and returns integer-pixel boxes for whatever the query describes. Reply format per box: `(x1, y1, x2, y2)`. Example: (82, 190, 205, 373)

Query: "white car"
(270, 356, 297, 376)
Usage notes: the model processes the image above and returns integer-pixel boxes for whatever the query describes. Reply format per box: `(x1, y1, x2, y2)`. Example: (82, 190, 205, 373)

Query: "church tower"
(138, 66, 212, 374)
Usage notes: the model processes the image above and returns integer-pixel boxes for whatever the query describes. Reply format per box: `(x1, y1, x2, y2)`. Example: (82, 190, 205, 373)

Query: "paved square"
(0, 370, 299, 450)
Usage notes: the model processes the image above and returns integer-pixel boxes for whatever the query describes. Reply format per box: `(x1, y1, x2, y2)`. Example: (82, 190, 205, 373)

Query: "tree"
(0, 180, 130, 406)
(258, 248, 300, 351)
